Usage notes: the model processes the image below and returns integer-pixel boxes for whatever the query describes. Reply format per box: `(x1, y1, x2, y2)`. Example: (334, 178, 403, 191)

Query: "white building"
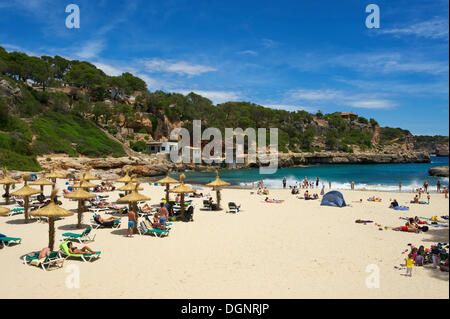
(147, 142, 179, 154)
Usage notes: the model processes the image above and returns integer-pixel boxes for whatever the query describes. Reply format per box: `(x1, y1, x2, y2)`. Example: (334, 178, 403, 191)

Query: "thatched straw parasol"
(30, 176, 54, 196)
(30, 189, 74, 250)
(116, 168, 132, 184)
(82, 166, 101, 181)
(0, 207, 10, 216)
(73, 174, 97, 190)
(156, 169, 179, 203)
(45, 170, 65, 190)
(64, 181, 95, 228)
(117, 175, 142, 195)
(206, 170, 230, 210)
(117, 183, 150, 233)
(11, 175, 41, 223)
(169, 173, 195, 218)
(0, 168, 17, 205)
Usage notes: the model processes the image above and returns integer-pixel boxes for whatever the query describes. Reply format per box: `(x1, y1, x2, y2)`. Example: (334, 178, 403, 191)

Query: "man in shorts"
(127, 209, 136, 238)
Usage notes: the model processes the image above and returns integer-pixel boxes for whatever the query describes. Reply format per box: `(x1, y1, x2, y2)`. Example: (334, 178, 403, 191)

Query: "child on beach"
(405, 253, 414, 277)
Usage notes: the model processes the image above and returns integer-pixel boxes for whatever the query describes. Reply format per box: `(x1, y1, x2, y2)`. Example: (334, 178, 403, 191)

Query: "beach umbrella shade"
(64, 183, 96, 228)
(156, 169, 179, 202)
(116, 168, 132, 184)
(117, 175, 143, 195)
(30, 176, 54, 196)
(73, 174, 97, 190)
(11, 175, 41, 223)
(169, 173, 195, 218)
(82, 167, 101, 181)
(45, 170, 65, 190)
(206, 170, 230, 210)
(30, 189, 74, 250)
(117, 183, 150, 232)
(117, 181, 144, 192)
(0, 207, 10, 216)
(0, 168, 17, 205)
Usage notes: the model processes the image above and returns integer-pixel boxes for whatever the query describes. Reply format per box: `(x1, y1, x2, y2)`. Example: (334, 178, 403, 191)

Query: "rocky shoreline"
(34, 150, 432, 178)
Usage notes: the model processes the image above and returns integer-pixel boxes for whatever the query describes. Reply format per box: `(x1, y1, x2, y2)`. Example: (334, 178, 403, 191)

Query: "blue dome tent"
(321, 191, 347, 207)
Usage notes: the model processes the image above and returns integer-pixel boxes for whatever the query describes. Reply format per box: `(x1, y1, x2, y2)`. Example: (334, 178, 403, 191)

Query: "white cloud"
(331, 53, 448, 75)
(239, 50, 258, 56)
(347, 100, 395, 110)
(76, 41, 105, 60)
(175, 90, 241, 104)
(93, 62, 126, 76)
(262, 38, 280, 48)
(141, 59, 217, 76)
(380, 18, 449, 40)
(287, 89, 396, 110)
(262, 104, 318, 113)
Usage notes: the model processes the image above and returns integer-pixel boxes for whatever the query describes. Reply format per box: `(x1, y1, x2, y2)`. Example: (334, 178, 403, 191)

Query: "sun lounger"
(60, 226, 96, 243)
(203, 200, 213, 210)
(23, 251, 64, 271)
(138, 220, 169, 237)
(227, 202, 241, 213)
(0, 234, 22, 247)
(2, 207, 24, 217)
(144, 215, 172, 230)
(59, 241, 101, 262)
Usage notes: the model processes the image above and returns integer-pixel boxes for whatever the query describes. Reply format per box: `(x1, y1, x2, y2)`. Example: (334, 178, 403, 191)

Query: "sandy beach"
(0, 179, 448, 299)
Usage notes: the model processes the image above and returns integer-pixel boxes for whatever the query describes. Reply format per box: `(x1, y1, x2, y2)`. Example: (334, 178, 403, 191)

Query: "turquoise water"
(173, 156, 449, 191)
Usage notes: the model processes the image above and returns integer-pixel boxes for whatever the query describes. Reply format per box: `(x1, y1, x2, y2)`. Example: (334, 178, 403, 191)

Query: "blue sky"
(0, 0, 448, 135)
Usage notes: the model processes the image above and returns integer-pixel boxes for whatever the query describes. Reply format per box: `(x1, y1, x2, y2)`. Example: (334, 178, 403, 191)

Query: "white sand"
(0, 179, 448, 299)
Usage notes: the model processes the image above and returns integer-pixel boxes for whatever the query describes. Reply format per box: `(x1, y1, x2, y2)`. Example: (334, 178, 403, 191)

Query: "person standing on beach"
(316, 177, 319, 188)
(405, 253, 414, 277)
(351, 181, 355, 190)
(127, 209, 136, 238)
(282, 177, 287, 189)
(437, 180, 441, 193)
(399, 182, 402, 192)
(158, 202, 169, 230)
(329, 181, 332, 189)
(423, 181, 429, 193)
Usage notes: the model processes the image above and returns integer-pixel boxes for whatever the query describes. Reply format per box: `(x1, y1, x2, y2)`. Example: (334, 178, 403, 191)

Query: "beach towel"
(394, 206, 409, 211)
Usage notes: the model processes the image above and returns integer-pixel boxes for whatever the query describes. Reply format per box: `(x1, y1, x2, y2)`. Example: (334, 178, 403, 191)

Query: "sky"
(0, 0, 448, 135)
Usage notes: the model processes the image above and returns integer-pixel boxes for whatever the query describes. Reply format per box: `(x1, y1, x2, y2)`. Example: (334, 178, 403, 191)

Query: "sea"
(170, 155, 449, 192)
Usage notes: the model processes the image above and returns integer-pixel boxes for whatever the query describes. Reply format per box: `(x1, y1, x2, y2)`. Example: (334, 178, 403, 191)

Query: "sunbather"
(389, 199, 399, 208)
(96, 214, 120, 223)
(264, 197, 284, 203)
(67, 242, 95, 255)
(411, 195, 419, 203)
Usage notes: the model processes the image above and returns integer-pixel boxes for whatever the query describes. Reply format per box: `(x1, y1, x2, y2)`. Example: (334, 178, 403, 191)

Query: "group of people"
(257, 187, 269, 195)
(392, 217, 429, 233)
(126, 202, 170, 237)
(404, 243, 449, 277)
(93, 181, 116, 193)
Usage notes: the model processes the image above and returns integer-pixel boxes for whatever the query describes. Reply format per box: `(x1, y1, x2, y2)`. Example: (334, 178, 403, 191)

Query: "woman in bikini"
(67, 242, 95, 255)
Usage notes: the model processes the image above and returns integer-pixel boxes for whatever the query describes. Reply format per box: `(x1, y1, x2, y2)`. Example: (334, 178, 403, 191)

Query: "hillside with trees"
(0, 46, 447, 171)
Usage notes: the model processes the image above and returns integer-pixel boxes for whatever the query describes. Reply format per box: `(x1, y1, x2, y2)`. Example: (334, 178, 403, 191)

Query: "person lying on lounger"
(67, 242, 96, 255)
(96, 215, 120, 223)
